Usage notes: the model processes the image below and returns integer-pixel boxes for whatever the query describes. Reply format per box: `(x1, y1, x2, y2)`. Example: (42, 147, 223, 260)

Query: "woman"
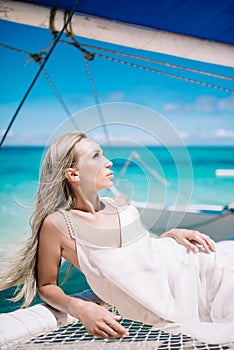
(0, 131, 233, 343)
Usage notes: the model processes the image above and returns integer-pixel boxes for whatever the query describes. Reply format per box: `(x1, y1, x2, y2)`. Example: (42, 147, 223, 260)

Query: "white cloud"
(218, 95, 234, 111)
(193, 95, 234, 113)
(179, 131, 190, 140)
(200, 128, 234, 139)
(163, 95, 234, 115)
(162, 103, 192, 113)
(163, 96, 217, 113)
(106, 91, 124, 102)
(0, 130, 14, 137)
(214, 129, 234, 138)
(192, 96, 217, 112)
(89, 129, 161, 146)
(163, 103, 180, 112)
(89, 132, 106, 143)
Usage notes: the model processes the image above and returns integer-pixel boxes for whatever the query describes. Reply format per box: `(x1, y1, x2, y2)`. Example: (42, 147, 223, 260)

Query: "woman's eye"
(93, 152, 99, 159)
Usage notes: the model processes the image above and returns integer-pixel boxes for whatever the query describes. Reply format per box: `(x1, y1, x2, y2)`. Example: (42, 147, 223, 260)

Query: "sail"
(0, 0, 234, 67)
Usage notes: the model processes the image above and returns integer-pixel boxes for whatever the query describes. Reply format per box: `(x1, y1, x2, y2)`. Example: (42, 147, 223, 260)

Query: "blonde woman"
(0, 131, 233, 342)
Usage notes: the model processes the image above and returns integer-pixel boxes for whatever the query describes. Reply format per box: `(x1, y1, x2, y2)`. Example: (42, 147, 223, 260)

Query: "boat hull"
(135, 202, 234, 241)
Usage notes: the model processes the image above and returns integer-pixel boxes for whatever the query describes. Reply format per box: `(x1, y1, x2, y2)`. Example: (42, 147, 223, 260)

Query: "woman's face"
(77, 138, 114, 191)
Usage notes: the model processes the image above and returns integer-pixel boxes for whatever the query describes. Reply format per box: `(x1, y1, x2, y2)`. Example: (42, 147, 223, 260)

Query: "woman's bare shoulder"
(40, 211, 69, 238)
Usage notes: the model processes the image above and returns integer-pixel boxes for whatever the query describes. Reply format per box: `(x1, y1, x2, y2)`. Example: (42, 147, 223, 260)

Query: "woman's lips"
(106, 172, 114, 179)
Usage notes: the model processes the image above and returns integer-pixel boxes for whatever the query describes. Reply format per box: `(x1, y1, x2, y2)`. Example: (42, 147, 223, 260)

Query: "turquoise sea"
(0, 145, 234, 312)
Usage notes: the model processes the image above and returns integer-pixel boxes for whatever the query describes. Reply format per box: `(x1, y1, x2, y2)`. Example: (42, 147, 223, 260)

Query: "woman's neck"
(73, 188, 102, 213)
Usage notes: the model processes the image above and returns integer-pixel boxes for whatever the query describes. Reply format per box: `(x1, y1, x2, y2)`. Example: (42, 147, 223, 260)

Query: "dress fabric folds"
(69, 199, 234, 343)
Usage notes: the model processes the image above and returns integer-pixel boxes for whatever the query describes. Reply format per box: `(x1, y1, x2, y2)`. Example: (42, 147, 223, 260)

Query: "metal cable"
(0, 0, 81, 148)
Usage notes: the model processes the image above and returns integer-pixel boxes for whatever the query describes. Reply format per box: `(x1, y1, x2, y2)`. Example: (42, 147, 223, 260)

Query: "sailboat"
(1, 0, 234, 241)
(0, 1, 234, 348)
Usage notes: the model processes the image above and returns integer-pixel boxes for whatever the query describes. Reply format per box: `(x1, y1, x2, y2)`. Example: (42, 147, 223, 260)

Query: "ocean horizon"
(1, 145, 233, 245)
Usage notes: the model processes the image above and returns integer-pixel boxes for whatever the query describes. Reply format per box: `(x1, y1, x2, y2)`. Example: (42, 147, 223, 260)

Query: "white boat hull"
(135, 202, 234, 242)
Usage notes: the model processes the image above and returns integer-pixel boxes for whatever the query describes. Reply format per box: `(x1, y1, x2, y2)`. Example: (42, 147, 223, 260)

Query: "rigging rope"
(0, 42, 52, 65)
(0, 42, 79, 129)
(42, 68, 79, 129)
(64, 16, 112, 146)
(0, 39, 233, 108)
(26, 43, 54, 65)
(0, 43, 30, 56)
(60, 40, 234, 82)
(83, 58, 112, 146)
(93, 53, 234, 94)
(3, 40, 233, 84)
(45, 39, 234, 93)
(0, 17, 233, 147)
(0, 0, 81, 148)
(43, 68, 71, 117)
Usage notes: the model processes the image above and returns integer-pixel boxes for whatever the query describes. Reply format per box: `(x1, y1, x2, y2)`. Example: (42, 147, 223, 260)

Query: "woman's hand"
(160, 228, 216, 253)
(70, 299, 129, 339)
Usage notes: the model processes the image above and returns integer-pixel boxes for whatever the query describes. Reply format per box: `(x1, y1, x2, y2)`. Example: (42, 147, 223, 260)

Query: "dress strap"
(59, 209, 77, 240)
(102, 197, 122, 248)
(102, 197, 118, 209)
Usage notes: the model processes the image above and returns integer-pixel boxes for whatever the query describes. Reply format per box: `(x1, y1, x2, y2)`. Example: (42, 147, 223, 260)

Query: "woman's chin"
(98, 181, 113, 190)
(105, 181, 114, 189)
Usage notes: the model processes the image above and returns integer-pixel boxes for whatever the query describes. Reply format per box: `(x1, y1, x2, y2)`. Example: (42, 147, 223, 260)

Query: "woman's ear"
(65, 168, 80, 183)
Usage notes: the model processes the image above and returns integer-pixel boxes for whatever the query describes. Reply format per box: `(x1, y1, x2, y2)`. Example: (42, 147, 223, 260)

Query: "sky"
(0, 17, 234, 146)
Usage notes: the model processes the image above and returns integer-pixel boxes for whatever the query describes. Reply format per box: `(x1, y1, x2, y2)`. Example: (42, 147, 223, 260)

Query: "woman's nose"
(105, 159, 113, 168)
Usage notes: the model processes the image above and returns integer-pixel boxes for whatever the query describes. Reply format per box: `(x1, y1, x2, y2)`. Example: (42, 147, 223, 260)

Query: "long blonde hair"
(0, 131, 87, 307)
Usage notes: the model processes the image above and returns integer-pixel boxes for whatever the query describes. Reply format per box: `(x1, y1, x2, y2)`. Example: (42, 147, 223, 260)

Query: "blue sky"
(0, 18, 234, 146)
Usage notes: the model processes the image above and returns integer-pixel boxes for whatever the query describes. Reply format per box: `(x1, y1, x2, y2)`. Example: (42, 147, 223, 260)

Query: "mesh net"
(14, 311, 233, 350)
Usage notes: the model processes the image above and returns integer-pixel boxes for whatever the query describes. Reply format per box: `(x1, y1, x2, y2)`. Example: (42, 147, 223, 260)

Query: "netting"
(14, 316, 233, 350)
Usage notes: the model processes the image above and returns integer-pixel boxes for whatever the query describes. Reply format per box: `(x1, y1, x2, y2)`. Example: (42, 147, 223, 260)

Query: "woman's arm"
(160, 228, 216, 253)
(37, 216, 129, 338)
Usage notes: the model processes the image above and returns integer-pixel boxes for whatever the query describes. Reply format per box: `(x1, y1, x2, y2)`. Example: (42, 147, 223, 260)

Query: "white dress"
(62, 198, 234, 344)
